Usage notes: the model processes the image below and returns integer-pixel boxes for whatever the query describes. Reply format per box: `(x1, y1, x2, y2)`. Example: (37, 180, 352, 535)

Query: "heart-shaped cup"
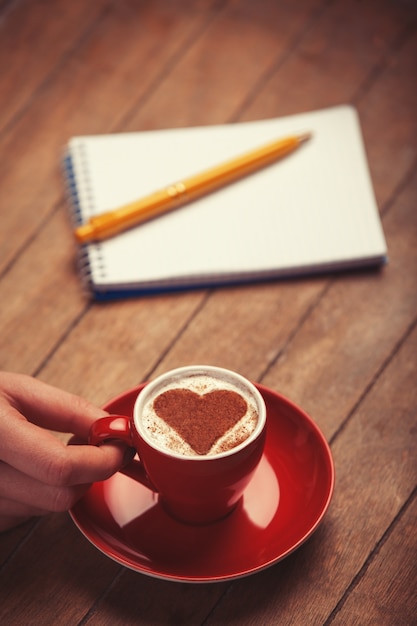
(89, 365, 266, 524)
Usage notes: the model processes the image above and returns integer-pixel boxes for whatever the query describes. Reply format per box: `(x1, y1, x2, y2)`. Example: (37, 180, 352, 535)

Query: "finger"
(0, 372, 109, 438)
(0, 412, 132, 486)
(0, 462, 90, 514)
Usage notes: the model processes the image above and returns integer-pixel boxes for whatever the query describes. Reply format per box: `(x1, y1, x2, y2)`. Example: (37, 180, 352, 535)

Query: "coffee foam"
(140, 374, 259, 457)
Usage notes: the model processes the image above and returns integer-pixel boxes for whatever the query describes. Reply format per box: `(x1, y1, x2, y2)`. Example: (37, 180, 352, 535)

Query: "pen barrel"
(102, 135, 301, 231)
(75, 187, 186, 242)
(183, 134, 301, 198)
(74, 133, 309, 243)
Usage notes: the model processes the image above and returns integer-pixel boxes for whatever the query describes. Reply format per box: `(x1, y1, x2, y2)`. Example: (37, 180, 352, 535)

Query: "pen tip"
(298, 133, 313, 143)
(298, 132, 313, 144)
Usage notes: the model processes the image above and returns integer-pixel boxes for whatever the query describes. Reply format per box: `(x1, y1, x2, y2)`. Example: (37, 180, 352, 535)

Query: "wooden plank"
(38, 276, 327, 405)
(0, 205, 206, 389)
(82, 572, 229, 626)
(357, 21, 417, 208)
(0, 208, 85, 375)
(144, 280, 328, 381)
(0, 0, 111, 135)
(0, 519, 37, 568)
(330, 492, 417, 625)
(37, 285, 208, 406)
(241, 0, 417, 122)
(122, 0, 325, 130)
(0, 514, 121, 625)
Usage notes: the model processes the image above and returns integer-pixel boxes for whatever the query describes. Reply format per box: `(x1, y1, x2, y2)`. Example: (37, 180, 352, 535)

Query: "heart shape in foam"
(153, 388, 248, 455)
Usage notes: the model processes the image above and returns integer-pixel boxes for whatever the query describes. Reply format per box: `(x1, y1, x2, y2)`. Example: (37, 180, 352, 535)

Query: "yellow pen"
(74, 131, 312, 244)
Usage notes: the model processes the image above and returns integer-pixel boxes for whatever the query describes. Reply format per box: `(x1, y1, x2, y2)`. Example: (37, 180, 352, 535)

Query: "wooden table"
(1, 0, 416, 623)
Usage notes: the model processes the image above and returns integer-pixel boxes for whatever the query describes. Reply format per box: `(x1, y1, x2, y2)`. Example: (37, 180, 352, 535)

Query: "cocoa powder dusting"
(153, 388, 248, 455)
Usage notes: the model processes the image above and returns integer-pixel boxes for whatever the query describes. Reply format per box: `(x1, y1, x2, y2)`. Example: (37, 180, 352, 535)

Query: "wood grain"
(0, 0, 416, 624)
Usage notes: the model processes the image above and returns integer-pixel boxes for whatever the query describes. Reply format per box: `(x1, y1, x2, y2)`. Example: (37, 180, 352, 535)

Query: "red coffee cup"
(89, 366, 267, 525)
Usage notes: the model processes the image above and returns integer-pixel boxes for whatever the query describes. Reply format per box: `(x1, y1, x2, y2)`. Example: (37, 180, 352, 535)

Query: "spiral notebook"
(63, 105, 387, 301)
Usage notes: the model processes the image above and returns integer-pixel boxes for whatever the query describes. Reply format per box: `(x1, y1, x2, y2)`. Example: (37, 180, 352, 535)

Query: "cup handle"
(89, 415, 156, 492)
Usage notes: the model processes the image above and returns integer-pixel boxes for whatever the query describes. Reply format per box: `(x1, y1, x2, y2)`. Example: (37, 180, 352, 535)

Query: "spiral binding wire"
(63, 140, 107, 296)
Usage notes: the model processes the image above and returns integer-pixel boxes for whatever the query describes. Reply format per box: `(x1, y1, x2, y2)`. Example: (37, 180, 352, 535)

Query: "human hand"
(0, 372, 133, 532)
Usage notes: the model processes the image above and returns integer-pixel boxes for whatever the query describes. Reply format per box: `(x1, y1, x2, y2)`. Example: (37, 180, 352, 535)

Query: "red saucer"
(70, 384, 334, 583)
